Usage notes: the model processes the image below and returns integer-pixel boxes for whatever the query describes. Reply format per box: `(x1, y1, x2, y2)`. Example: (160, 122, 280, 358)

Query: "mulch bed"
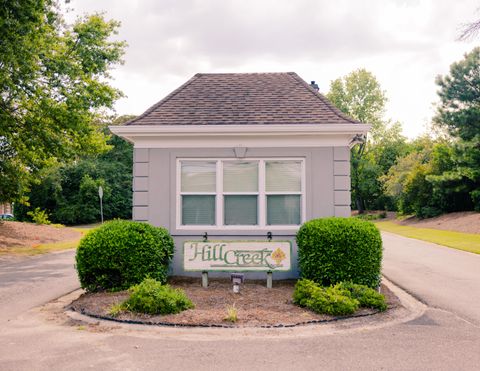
(69, 277, 401, 328)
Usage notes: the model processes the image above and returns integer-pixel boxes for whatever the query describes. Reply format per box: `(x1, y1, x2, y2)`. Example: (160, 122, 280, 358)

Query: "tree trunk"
(356, 196, 365, 214)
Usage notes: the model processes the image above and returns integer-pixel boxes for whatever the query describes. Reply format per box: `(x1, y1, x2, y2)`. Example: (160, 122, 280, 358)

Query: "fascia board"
(109, 124, 371, 148)
(109, 123, 370, 137)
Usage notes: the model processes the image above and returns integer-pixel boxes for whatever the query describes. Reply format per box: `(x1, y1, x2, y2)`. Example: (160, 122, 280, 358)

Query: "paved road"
(0, 250, 79, 323)
(1, 237, 480, 370)
(382, 231, 480, 325)
(1, 305, 479, 370)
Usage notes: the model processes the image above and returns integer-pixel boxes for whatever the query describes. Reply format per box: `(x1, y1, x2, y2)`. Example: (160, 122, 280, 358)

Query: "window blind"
(181, 195, 215, 225)
(223, 161, 258, 192)
(266, 161, 301, 192)
(181, 161, 216, 192)
(224, 195, 258, 225)
(267, 195, 301, 225)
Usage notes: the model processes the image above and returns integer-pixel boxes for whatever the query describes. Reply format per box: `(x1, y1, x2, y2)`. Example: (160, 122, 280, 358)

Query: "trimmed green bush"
(296, 217, 383, 288)
(293, 279, 359, 316)
(337, 282, 387, 311)
(123, 278, 194, 315)
(76, 220, 174, 292)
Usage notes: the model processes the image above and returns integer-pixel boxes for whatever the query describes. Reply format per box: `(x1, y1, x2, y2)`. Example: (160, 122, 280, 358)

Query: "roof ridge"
(125, 73, 202, 126)
(287, 72, 362, 125)
(195, 72, 294, 75)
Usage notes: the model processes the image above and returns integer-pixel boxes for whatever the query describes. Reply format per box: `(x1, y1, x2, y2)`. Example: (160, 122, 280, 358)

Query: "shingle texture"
(126, 72, 361, 126)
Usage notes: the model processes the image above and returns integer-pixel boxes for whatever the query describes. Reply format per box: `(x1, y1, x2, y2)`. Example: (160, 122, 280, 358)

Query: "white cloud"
(65, 0, 479, 138)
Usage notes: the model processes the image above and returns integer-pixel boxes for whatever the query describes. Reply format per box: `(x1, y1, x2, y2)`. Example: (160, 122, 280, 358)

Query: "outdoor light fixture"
(230, 273, 245, 293)
(349, 134, 366, 147)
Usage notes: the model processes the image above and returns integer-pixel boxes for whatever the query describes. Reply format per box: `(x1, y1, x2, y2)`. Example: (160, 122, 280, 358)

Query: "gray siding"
(333, 147, 351, 217)
(132, 148, 149, 221)
(132, 146, 351, 278)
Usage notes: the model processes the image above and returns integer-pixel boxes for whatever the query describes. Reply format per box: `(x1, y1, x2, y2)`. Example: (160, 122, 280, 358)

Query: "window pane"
(267, 195, 301, 225)
(266, 161, 301, 192)
(224, 195, 258, 225)
(223, 161, 258, 192)
(182, 195, 215, 225)
(181, 161, 216, 192)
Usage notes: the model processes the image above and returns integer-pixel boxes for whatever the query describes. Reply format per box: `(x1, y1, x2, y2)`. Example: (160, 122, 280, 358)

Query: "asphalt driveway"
(0, 250, 79, 323)
(382, 231, 480, 325)
(1, 235, 480, 370)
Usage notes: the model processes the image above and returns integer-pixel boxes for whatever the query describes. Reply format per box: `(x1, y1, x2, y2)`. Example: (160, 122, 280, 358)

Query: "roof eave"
(110, 123, 370, 137)
(110, 123, 371, 149)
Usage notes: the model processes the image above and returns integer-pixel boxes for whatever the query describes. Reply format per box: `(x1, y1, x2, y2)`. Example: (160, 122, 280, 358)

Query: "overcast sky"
(64, 0, 479, 138)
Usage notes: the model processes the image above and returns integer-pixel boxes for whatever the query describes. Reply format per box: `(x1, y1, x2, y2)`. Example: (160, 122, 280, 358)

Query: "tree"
(435, 48, 480, 142)
(327, 68, 387, 141)
(327, 69, 397, 212)
(433, 47, 480, 210)
(0, 0, 126, 203)
(458, 18, 480, 41)
(15, 115, 134, 225)
(382, 137, 473, 218)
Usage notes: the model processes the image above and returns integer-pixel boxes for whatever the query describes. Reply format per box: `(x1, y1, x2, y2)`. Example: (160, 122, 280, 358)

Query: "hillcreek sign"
(183, 241, 291, 272)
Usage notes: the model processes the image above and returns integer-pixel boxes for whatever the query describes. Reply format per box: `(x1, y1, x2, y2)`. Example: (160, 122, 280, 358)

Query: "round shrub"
(76, 220, 174, 292)
(296, 217, 382, 288)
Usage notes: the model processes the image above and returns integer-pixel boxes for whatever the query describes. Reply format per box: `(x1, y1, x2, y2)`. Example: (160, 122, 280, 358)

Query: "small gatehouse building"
(111, 72, 370, 280)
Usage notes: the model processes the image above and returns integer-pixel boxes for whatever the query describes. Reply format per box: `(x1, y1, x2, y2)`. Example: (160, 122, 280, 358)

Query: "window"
(180, 161, 216, 225)
(178, 158, 304, 228)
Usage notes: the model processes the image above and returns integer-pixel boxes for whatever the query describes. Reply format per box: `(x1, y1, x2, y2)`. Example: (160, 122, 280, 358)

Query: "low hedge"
(296, 217, 383, 288)
(76, 220, 174, 292)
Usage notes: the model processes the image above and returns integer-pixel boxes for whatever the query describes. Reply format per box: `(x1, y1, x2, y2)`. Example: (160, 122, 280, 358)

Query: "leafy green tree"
(327, 69, 405, 211)
(327, 68, 387, 140)
(382, 138, 470, 217)
(15, 115, 134, 225)
(0, 0, 126, 203)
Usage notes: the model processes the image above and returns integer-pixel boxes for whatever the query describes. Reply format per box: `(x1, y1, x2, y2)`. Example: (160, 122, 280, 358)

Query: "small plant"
(292, 279, 320, 307)
(354, 213, 380, 221)
(123, 278, 194, 315)
(27, 207, 51, 225)
(108, 303, 125, 317)
(224, 304, 238, 323)
(293, 279, 387, 316)
(306, 285, 359, 316)
(293, 279, 358, 316)
(337, 282, 387, 311)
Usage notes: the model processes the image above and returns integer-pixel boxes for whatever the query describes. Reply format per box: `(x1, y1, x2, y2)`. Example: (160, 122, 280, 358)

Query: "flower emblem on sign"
(271, 248, 286, 265)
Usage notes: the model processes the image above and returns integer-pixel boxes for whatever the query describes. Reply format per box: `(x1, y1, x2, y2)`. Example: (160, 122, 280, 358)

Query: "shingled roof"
(126, 72, 362, 126)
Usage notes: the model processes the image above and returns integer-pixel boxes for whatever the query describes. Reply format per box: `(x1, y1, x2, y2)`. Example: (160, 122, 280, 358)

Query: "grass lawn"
(376, 221, 480, 255)
(1, 239, 81, 256)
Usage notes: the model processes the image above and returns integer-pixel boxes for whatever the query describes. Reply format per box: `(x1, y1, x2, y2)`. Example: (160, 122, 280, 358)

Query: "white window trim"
(176, 157, 306, 230)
